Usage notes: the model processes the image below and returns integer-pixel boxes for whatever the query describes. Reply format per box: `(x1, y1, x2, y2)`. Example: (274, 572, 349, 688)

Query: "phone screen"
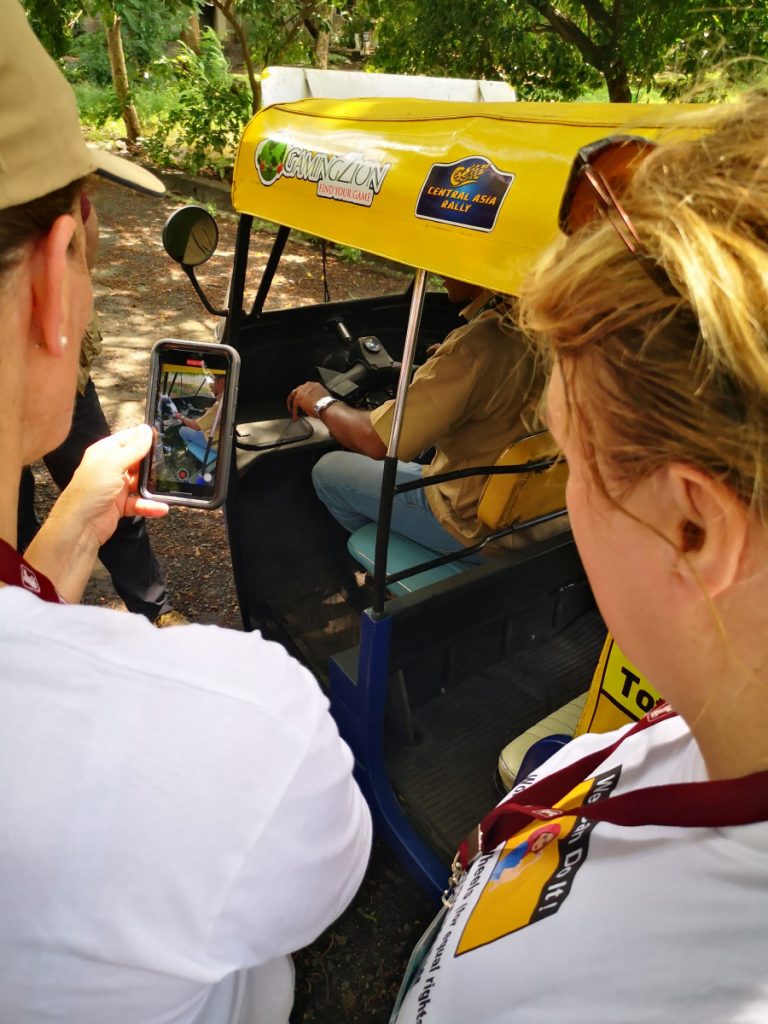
(143, 341, 238, 508)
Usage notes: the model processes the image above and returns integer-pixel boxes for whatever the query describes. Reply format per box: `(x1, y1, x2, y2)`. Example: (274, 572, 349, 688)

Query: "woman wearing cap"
(0, 3, 371, 1022)
(391, 94, 768, 1022)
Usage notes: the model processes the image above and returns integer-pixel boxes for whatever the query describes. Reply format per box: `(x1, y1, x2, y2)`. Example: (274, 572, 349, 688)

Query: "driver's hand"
(287, 382, 330, 421)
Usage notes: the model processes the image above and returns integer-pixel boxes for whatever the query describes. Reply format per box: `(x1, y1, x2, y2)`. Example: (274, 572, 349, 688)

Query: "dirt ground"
(28, 177, 434, 1021)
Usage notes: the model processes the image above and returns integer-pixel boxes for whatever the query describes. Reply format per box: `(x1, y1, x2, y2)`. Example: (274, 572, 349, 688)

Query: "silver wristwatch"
(313, 395, 340, 418)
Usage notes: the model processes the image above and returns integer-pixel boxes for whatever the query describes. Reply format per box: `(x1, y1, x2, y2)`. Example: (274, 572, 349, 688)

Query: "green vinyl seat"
(347, 523, 470, 597)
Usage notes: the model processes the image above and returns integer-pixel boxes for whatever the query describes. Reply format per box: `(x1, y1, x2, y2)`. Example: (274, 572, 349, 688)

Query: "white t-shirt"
(395, 715, 768, 1023)
(0, 588, 371, 1024)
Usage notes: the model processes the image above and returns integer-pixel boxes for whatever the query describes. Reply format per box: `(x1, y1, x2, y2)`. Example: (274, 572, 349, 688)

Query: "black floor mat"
(280, 588, 363, 686)
(386, 610, 606, 862)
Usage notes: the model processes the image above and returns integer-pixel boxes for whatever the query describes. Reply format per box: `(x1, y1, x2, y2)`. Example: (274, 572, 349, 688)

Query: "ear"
(29, 213, 78, 358)
(662, 464, 749, 598)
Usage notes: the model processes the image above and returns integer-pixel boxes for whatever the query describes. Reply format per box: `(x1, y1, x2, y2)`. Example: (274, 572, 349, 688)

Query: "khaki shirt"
(196, 399, 221, 442)
(370, 296, 541, 544)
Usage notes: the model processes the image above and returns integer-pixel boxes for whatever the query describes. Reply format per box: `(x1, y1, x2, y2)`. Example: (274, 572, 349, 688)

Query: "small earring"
(60, 336, 68, 350)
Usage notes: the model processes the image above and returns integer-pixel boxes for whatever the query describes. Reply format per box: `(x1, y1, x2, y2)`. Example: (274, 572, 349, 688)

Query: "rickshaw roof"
(233, 97, 715, 295)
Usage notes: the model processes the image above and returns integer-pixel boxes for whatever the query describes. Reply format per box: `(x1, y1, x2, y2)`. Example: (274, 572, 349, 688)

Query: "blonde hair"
(519, 92, 768, 519)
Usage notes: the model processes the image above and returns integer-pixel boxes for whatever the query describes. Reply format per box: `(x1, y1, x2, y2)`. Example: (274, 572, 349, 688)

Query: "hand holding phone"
(140, 339, 240, 509)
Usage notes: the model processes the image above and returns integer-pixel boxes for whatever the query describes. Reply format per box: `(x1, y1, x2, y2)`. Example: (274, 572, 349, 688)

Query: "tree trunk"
(210, 0, 261, 113)
(314, 29, 330, 68)
(604, 60, 632, 102)
(313, 1, 331, 68)
(180, 13, 201, 54)
(103, 9, 141, 142)
(524, 1, 633, 103)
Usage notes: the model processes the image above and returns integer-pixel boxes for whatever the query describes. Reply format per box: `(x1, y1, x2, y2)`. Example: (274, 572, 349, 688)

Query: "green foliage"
(58, 1, 191, 87)
(22, 0, 80, 58)
(366, 0, 768, 102)
(333, 2, 376, 51)
(72, 81, 123, 126)
(116, 0, 192, 72)
(334, 244, 363, 264)
(238, 0, 315, 67)
(74, 80, 179, 129)
(63, 29, 115, 87)
(146, 28, 252, 177)
(660, 3, 768, 100)
(368, 0, 598, 100)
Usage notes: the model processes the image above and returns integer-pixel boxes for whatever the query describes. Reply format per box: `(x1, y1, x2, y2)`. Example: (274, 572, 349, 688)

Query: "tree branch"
(277, 1, 319, 56)
(210, 0, 261, 111)
(524, 0, 604, 65)
(524, 0, 631, 100)
(303, 16, 319, 41)
(611, 0, 623, 35)
(578, 0, 613, 32)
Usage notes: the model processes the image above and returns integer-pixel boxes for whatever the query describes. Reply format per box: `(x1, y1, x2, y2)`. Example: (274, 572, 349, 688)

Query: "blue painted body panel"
(329, 609, 448, 902)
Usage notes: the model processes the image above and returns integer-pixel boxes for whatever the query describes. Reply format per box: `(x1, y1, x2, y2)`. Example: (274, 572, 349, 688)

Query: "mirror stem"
(184, 266, 228, 318)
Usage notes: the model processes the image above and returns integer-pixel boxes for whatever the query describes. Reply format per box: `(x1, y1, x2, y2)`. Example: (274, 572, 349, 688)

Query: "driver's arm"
(287, 382, 386, 459)
(175, 413, 201, 430)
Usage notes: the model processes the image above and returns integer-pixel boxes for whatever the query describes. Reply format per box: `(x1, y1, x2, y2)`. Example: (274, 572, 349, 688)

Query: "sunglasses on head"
(559, 135, 746, 422)
(558, 134, 679, 298)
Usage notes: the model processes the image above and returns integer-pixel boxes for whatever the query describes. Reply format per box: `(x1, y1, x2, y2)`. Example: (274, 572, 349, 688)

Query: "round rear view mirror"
(162, 206, 219, 267)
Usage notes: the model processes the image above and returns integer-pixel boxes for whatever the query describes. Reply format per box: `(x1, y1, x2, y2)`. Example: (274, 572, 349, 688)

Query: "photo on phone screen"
(141, 340, 239, 509)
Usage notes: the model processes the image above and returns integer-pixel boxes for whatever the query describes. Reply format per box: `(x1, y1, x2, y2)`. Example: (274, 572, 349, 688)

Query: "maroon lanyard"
(0, 538, 65, 605)
(458, 702, 768, 871)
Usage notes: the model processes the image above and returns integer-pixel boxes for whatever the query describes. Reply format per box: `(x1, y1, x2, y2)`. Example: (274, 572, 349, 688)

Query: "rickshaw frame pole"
(251, 225, 290, 317)
(372, 268, 427, 615)
(225, 214, 253, 347)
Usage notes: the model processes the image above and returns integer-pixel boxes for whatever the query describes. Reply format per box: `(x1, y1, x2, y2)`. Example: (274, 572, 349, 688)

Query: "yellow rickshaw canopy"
(233, 97, 715, 295)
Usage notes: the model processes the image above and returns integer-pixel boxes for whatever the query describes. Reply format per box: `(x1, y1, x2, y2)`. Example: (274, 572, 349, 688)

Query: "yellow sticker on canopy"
(254, 137, 392, 207)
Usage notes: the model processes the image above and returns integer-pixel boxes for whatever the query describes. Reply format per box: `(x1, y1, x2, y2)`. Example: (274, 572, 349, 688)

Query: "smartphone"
(140, 339, 240, 509)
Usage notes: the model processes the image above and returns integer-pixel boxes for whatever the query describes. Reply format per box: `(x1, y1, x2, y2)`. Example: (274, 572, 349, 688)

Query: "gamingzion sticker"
(254, 139, 391, 207)
(415, 156, 515, 232)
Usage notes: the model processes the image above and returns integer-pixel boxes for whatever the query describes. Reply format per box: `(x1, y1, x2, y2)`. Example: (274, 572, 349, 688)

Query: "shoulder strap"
(459, 703, 768, 869)
(0, 538, 65, 605)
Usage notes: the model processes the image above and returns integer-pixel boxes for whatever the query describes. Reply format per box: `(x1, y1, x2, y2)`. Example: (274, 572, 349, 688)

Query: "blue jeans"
(312, 450, 471, 555)
(179, 425, 207, 447)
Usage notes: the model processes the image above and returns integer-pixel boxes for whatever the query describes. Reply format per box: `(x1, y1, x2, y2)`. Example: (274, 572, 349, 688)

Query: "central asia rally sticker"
(415, 155, 514, 232)
(254, 139, 391, 207)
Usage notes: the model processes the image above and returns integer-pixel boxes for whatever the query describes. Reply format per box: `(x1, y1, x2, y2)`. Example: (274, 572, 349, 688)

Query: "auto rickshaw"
(163, 94, 712, 899)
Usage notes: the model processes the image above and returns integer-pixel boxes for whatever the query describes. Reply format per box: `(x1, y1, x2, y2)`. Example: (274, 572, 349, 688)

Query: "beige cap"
(0, 0, 165, 210)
